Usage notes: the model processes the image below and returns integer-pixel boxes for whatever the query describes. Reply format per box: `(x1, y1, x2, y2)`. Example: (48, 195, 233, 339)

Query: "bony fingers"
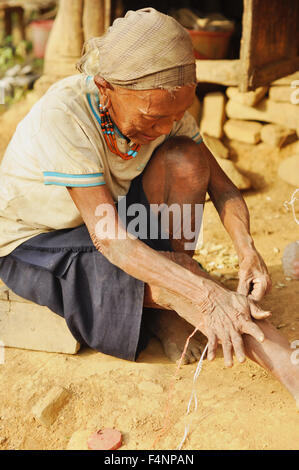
(230, 330, 246, 363)
(248, 284, 266, 302)
(249, 300, 271, 320)
(250, 276, 270, 302)
(222, 339, 233, 367)
(242, 320, 264, 343)
(237, 279, 250, 296)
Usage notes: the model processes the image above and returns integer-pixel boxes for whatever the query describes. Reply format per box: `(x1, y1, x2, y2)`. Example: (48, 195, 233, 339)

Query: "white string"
(176, 193, 298, 450)
(177, 342, 208, 450)
(284, 188, 299, 225)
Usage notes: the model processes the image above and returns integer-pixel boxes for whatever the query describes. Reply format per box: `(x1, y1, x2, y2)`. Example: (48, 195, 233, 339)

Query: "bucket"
(30, 20, 54, 59)
(187, 29, 233, 60)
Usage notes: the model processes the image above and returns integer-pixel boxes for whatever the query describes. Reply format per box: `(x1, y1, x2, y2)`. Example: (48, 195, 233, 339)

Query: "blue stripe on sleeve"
(191, 132, 200, 140)
(194, 136, 203, 144)
(44, 181, 106, 187)
(43, 171, 104, 178)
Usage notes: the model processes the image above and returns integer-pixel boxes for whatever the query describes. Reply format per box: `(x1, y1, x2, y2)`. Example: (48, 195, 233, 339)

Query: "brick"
(203, 133, 229, 159)
(261, 124, 297, 148)
(31, 386, 70, 427)
(224, 119, 262, 144)
(278, 154, 299, 187)
(269, 86, 296, 103)
(200, 92, 226, 138)
(226, 99, 299, 135)
(196, 59, 240, 86)
(0, 300, 80, 354)
(226, 86, 268, 107)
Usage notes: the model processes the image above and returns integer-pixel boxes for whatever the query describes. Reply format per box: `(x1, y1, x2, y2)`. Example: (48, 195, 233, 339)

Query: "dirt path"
(0, 98, 298, 450)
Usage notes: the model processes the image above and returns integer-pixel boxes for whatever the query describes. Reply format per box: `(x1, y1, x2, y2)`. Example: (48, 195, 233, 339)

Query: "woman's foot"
(147, 309, 205, 364)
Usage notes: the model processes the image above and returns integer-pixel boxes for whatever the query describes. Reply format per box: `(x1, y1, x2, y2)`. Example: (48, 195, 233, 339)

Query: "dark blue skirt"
(0, 174, 172, 361)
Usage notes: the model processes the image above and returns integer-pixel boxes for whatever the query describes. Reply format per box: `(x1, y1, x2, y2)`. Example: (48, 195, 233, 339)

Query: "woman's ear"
(94, 76, 113, 94)
(94, 76, 113, 108)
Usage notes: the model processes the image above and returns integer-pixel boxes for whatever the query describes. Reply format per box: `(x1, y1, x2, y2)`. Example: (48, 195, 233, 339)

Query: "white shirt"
(0, 75, 202, 256)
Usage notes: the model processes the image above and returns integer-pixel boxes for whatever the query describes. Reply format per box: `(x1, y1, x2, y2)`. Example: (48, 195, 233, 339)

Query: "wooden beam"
(196, 59, 240, 86)
(243, 57, 299, 92)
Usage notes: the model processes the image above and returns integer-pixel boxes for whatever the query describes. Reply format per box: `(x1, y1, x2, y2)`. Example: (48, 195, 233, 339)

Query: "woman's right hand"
(194, 285, 272, 367)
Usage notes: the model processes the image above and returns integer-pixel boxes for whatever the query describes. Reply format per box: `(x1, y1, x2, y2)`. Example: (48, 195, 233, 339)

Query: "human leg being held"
(144, 250, 299, 406)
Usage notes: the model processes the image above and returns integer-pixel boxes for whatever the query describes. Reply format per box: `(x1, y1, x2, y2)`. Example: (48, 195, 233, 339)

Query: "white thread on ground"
(284, 188, 299, 225)
(177, 342, 208, 450)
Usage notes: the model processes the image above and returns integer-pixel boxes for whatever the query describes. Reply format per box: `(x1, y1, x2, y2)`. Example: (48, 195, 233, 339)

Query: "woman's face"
(95, 78, 196, 145)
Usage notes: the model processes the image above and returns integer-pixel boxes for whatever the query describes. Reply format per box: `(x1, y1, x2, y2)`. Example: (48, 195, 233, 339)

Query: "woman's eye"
(142, 115, 156, 121)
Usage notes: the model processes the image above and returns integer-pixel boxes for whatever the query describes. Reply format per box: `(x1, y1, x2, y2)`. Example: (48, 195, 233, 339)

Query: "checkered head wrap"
(76, 7, 196, 90)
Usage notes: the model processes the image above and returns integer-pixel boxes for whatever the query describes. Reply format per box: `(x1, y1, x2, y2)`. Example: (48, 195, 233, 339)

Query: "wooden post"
(36, 0, 111, 93)
(4, 7, 12, 38)
(43, 0, 84, 78)
(83, 0, 105, 41)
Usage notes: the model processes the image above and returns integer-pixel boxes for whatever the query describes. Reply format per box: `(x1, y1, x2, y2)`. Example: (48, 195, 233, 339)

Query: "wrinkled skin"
(94, 76, 195, 145)
(237, 249, 272, 301)
(67, 77, 299, 407)
(145, 251, 269, 367)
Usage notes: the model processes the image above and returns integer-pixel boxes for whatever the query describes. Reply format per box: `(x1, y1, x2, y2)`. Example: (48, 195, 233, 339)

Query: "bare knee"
(160, 136, 210, 195)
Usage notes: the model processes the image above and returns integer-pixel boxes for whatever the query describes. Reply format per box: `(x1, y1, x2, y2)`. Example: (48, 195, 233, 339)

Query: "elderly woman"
(0, 8, 298, 405)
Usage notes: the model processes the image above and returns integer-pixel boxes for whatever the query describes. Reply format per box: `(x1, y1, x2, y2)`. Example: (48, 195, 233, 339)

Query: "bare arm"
(66, 183, 270, 366)
(201, 142, 254, 257)
(201, 142, 271, 300)
(67, 183, 214, 306)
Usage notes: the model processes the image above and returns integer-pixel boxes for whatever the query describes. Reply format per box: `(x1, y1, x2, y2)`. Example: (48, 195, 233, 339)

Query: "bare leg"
(141, 137, 210, 362)
(145, 255, 299, 406)
(142, 136, 210, 256)
(243, 320, 299, 407)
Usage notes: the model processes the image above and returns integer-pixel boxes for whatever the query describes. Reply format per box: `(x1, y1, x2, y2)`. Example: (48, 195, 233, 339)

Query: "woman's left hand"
(237, 249, 272, 302)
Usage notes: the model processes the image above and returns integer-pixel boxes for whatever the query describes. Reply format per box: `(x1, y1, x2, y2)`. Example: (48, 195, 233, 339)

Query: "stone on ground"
(282, 241, 299, 280)
(261, 124, 297, 148)
(226, 86, 268, 107)
(269, 86, 295, 103)
(226, 98, 299, 135)
(0, 297, 80, 354)
(203, 133, 229, 159)
(278, 154, 299, 187)
(31, 386, 70, 427)
(200, 92, 226, 138)
(224, 119, 262, 144)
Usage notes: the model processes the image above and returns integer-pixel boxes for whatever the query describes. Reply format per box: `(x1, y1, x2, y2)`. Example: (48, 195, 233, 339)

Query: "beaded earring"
(98, 100, 141, 160)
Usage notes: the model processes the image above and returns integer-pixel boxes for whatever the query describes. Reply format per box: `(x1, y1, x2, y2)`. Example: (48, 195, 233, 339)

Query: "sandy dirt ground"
(0, 95, 298, 450)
